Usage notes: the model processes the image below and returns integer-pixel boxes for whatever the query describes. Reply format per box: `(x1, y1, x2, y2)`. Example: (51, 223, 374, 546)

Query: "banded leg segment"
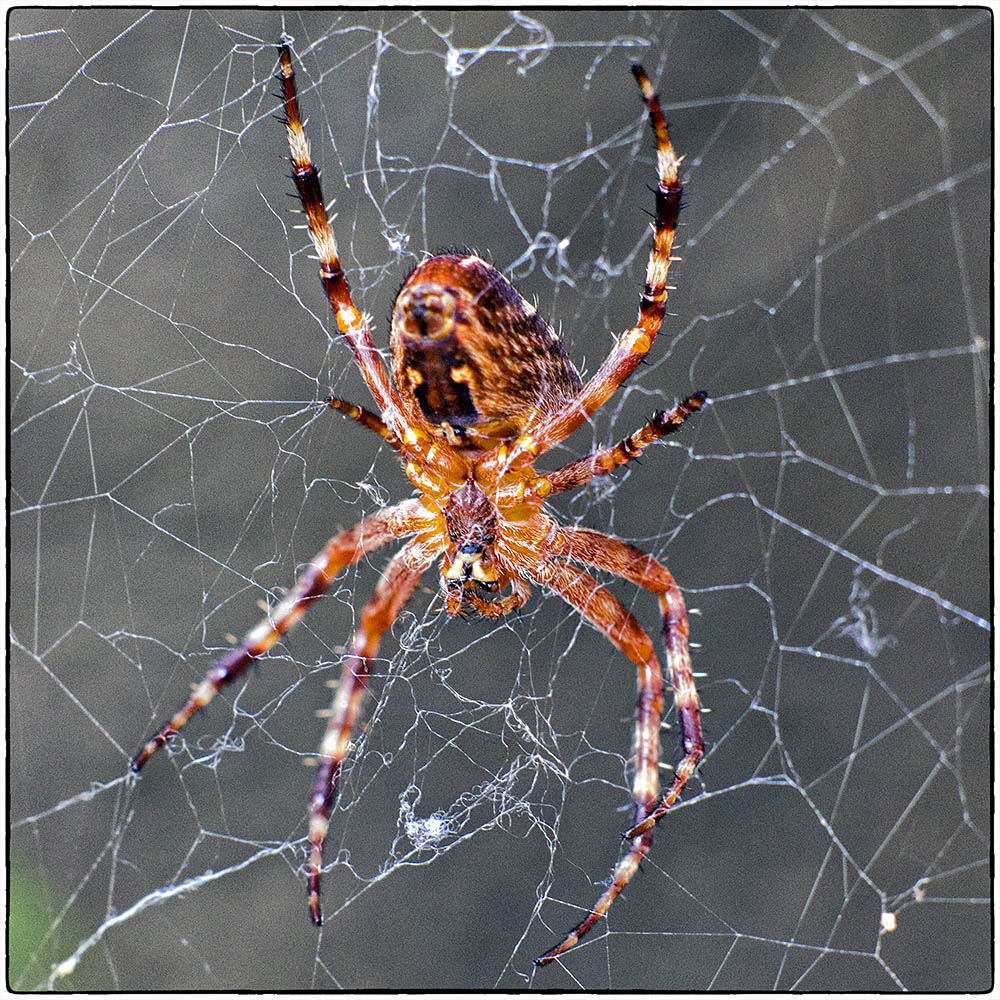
(279, 45, 395, 416)
(529, 558, 663, 966)
(132, 499, 429, 772)
(545, 392, 707, 496)
(553, 526, 704, 841)
(326, 396, 400, 449)
(514, 64, 683, 464)
(308, 541, 433, 924)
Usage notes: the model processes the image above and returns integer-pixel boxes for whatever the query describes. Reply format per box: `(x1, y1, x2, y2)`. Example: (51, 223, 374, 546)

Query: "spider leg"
(326, 396, 400, 449)
(529, 558, 664, 966)
(513, 64, 682, 464)
(308, 538, 437, 925)
(279, 45, 395, 418)
(545, 392, 707, 496)
(132, 499, 430, 772)
(551, 526, 704, 841)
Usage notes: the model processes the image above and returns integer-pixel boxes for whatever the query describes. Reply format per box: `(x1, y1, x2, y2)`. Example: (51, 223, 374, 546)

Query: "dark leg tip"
(309, 888, 324, 927)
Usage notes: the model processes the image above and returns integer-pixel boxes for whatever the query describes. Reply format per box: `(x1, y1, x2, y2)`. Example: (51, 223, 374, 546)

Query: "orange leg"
(553, 526, 704, 840)
(529, 558, 664, 966)
(515, 64, 682, 464)
(132, 499, 430, 772)
(544, 392, 707, 496)
(325, 395, 400, 449)
(279, 45, 395, 417)
(308, 539, 435, 924)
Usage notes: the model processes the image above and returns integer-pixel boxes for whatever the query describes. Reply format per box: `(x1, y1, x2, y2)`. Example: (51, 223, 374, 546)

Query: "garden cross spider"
(132, 42, 707, 967)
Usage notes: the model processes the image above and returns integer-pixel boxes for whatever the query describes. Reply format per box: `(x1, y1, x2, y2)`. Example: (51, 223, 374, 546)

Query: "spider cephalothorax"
(132, 43, 707, 968)
(442, 478, 499, 581)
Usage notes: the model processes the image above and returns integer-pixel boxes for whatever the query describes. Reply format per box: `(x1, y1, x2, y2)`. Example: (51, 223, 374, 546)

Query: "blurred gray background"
(9, 9, 990, 991)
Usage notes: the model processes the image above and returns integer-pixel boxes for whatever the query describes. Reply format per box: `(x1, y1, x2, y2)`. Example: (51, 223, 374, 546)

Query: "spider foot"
(534, 928, 582, 967)
(624, 797, 674, 839)
(536, 921, 597, 968)
(131, 727, 175, 772)
(308, 880, 324, 926)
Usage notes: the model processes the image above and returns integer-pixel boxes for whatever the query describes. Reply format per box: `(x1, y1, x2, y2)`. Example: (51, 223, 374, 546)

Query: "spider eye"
(459, 543, 481, 555)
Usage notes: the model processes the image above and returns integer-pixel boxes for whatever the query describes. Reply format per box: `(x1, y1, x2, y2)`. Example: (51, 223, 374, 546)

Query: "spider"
(132, 42, 707, 967)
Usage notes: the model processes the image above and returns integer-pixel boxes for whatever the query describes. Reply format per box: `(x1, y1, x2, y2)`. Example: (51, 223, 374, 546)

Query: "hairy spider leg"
(545, 392, 708, 496)
(308, 538, 438, 924)
(131, 500, 429, 772)
(528, 558, 664, 966)
(510, 64, 682, 466)
(325, 396, 400, 448)
(554, 527, 704, 835)
(279, 45, 395, 419)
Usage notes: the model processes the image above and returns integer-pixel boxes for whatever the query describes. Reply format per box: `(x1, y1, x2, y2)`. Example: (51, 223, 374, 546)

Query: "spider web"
(8, 9, 991, 991)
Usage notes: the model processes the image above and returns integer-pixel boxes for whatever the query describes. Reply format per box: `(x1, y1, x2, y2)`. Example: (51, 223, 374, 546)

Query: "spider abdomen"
(390, 254, 582, 446)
